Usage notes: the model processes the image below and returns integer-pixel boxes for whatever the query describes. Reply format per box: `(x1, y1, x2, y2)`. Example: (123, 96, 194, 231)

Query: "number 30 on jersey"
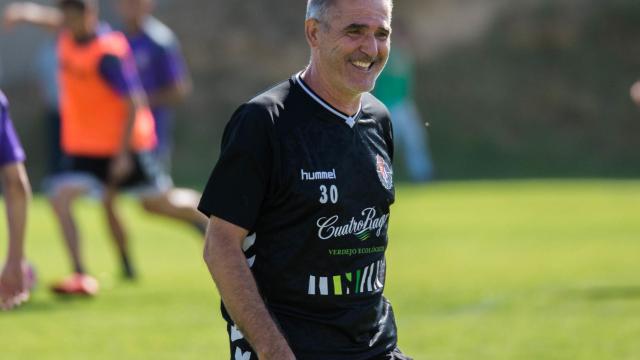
(319, 185, 339, 204)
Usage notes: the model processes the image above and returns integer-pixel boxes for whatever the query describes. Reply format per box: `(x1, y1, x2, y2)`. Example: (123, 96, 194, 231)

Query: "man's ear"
(305, 18, 321, 48)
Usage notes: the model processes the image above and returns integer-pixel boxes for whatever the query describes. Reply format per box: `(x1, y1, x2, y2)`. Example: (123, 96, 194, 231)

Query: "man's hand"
(0, 260, 29, 311)
(2, 2, 61, 31)
(3, 2, 28, 29)
(109, 152, 134, 185)
(630, 81, 640, 106)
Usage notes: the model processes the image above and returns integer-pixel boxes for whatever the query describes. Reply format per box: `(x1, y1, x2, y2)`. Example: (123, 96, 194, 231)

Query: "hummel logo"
(301, 169, 337, 181)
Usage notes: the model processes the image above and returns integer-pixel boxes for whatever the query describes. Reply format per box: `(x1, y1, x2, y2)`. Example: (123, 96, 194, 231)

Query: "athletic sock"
(121, 253, 136, 280)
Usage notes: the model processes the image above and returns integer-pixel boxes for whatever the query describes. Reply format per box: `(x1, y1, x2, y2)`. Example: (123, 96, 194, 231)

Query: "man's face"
(61, 6, 93, 37)
(311, 0, 392, 97)
(116, 0, 151, 26)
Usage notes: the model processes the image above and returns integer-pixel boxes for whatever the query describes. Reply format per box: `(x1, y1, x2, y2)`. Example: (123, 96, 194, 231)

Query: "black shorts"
(55, 152, 172, 194)
(226, 323, 413, 360)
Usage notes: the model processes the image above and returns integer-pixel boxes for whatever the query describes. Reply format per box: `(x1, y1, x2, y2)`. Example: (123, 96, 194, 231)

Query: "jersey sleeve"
(155, 41, 188, 88)
(198, 103, 274, 231)
(98, 53, 143, 96)
(0, 95, 26, 167)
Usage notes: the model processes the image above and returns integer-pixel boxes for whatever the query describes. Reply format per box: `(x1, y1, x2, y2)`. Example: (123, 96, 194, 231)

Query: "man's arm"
(98, 54, 147, 183)
(147, 42, 192, 108)
(147, 78, 191, 108)
(108, 92, 143, 184)
(0, 162, 31, 310)
(3, 2, 62, 31)
(203, 216, 296, 360)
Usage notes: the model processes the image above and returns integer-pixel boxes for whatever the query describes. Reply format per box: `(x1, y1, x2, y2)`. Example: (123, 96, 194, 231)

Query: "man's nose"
(360, 33, 378, 58)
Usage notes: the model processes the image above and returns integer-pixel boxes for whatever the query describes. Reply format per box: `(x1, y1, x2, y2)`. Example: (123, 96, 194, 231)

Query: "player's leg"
(0, 162, 31, 310)
(49, 181, 100, 295)
(399, 101, 433, 181)
(390, 101, 433, 182)
(102, 187, 135, 279)
(49, 183, 89, 275)
(48, 157, 106, 295)
(124, 151, 207, 234)
(0, 162, 31, 260)
(139, 188, 207, 233)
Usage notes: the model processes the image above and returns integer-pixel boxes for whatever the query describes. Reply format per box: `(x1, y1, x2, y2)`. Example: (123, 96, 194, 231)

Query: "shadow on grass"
(571, 286, 640, 301)
(1, 295, 97, 315)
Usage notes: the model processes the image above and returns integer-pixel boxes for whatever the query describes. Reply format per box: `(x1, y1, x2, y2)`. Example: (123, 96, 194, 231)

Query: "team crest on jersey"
(376, 155, 393, 190)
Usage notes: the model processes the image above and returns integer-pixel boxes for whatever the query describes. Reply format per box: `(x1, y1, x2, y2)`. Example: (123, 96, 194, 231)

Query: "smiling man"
(198, 0, 411, 359)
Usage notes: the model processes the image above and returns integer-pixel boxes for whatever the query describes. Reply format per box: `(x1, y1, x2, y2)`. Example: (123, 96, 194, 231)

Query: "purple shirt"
(93, 23, 142, 97)
(0, 90, 26, 167)
(126, 16, 188, 152)
(99, 52, 142, 97)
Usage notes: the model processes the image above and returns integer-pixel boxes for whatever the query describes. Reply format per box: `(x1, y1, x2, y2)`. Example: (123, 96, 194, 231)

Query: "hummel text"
(301, 169, 337, 181)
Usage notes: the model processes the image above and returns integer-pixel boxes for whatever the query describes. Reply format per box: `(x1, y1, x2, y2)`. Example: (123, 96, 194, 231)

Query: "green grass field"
(1, 180, 639, 359)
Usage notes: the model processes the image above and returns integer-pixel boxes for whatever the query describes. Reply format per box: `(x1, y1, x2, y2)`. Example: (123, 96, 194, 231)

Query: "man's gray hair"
(306, 0, 333, 21)
(306, 0, 393, 21)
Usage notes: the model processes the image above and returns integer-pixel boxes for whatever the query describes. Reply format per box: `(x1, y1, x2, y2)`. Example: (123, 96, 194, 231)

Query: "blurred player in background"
(3, 0, 206, 295)
(0, 89, 32, 310)
(374, 25, 433, 182)
(116, 0, 191, 176)
(104, 0, 205, 276)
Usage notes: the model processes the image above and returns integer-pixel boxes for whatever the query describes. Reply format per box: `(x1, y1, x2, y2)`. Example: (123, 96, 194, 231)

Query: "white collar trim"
(296, 72, 361, 128)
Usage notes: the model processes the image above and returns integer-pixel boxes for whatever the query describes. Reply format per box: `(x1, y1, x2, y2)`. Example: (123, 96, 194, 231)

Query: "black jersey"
(199, 73, 398, 360)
